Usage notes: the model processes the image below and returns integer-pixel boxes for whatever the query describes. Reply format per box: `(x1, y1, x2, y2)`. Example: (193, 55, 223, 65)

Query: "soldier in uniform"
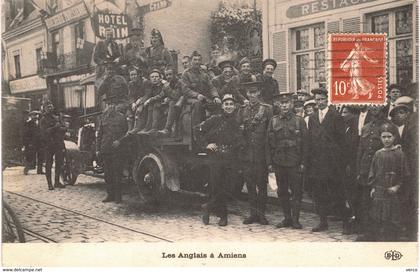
(40, 101, 66, 190)
(97, 63, 129, 105)
(267, 92, 308, 229)
(257, 58, 279, 106)
(127, 69, 146, 131)
(181, 51, 221, 127)
(194, 94, 244, 226)
(96, 94, 129, 203)
(238, 82, 273, 225)
(212, 60, 247, 105)
(23, 111, 43, 175)
(93, 27, 121, 79)
(145, 29, 174, 71)
(233, 57, 258, 98)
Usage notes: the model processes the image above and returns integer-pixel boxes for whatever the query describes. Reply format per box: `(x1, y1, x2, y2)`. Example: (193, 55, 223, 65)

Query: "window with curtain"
(63, 85, 81, 109)
(368, 5, 414, 85)
(292, 23, 326, 91)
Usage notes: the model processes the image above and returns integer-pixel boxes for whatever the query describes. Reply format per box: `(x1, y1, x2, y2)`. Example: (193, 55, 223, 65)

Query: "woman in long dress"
(340, 42, 379, 99)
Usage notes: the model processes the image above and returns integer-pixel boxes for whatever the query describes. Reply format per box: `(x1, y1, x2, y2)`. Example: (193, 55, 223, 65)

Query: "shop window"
(367, 5, 413, 85)
(14, 55, 21, 79)
(292, 23, 326, 91)
(63, 85, 81, 109)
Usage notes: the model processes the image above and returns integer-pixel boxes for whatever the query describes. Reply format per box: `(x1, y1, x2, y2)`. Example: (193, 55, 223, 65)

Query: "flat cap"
(304, 99, 316, 107)
(238, 57, 251, 68)
(222, 93, 235, 103)
(274, 91, 292, 101)
(218, 59, 234, 70)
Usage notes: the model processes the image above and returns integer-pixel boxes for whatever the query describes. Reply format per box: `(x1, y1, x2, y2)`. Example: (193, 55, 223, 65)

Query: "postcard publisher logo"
(384, 250, 403, 261)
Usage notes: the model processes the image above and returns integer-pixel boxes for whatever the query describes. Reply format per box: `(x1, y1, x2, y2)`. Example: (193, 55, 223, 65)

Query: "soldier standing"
(194, 94, 244, 226)
(145, 29, 174, 71)
(40, 101, 66, 190)
(23, 111, 43, 175)
(93, 27, 121, 79)
(96, 100, 128, 203)
(266, 92, 308, 229)
(238, 82, 272, 225)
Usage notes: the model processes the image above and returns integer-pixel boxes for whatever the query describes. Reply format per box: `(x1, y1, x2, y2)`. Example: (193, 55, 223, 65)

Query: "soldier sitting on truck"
(181, 50, 221, 128)
(139, 69, 165, 134)
(140, 67, 184, 136)
(127, 69, 147, 131)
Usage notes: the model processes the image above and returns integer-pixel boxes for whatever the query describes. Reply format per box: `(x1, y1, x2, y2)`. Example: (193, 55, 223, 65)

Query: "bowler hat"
(294, 100, 304, 108)
(262, 58, 277, 69)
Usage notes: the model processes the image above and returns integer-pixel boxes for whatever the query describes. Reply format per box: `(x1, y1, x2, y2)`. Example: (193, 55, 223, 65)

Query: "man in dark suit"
(390, 97, 418, 240)
(23, 111, 43, 175)
(257, 59, 279, 106)
(307, 88, 347, 232)
(382, 84, 403, 120)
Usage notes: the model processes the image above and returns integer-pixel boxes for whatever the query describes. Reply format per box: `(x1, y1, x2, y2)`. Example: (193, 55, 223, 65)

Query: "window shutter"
(327, 21, 340, 34)
(343, 17, 360, 33)
(272, 31, 287, 92)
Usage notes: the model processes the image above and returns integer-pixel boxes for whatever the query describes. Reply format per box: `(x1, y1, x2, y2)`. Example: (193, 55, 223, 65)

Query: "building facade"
(2, 3, 49, 111)
(262, 0, 418, 93)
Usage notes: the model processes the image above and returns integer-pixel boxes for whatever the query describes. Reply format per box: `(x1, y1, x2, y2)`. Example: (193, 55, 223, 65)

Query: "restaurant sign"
(91, 12, 132, 39)
(10, 76, 47, 94)
(45, 2, 89, 30)
(286, 0, 377, 18)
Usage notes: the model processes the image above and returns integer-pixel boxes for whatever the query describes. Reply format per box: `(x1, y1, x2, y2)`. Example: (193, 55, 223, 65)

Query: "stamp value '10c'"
(328, 33, 387, 105)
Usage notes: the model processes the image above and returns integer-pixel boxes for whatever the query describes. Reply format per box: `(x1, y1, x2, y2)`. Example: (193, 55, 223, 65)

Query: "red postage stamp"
(328, 33, 387, 105)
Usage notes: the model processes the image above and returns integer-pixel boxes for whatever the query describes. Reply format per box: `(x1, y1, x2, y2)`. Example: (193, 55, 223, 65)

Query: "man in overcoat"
(307, 88, 346, 232)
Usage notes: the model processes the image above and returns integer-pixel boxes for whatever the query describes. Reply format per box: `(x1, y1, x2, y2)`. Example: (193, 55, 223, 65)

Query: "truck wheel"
(133, 153, 166, 204)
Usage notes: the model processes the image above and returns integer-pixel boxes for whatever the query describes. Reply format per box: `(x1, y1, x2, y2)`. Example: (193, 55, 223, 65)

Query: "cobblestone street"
(3, 166, 357, 243)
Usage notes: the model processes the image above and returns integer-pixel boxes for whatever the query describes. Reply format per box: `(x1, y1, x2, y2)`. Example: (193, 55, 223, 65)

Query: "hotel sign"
(45, 2, 89, 30)
(10, 76, 47, 94)
(286, 0, 377, 18)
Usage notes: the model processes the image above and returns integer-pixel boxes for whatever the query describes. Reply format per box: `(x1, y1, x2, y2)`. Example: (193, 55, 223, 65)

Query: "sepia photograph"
(1, 0, 418, 269)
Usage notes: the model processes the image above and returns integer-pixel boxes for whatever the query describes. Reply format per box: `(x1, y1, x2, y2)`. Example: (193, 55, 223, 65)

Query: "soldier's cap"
(149, 68, 163, 76)
(262, 58, 277, 70)
(296, 89, 310, 96)
(62, 114, 71, 119)
(217, 58, 234, 70)
(211, 44, 220, 51)
(304, 99, 316, 108)
(238, 57, 251, 68)
(43, 100, 53, 106)
(151, 28, 164, 45)
(294, 100, 304, 108)
(191, 50, 202, 58)
(311, 87, 328, 96)
(222, 94, 235, 103)
(129, 27, 142, 37)
(242, 81, 262, 91)
(389, 103, 411, 117)
(274, 91, 292, 101)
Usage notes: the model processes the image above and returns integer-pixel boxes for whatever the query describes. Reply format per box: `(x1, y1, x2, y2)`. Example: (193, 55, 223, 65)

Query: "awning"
(80, 73, 96, 85)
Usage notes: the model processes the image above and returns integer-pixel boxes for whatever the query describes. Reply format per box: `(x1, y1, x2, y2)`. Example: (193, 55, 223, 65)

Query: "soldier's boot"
(54, 173, 65, 188)
(218, 215, 228, 227)
(243, 208, 258, 224)
(276, 200, 292, 228)
(291, 202, 303, 229)
(139, 109, 153, 134)
(102, 182, 115, 202)
(201, 203, 210, 225)
(114, 184, 122, 204)
(257, 201, 269, 225)
(312, 216, 329, 232)
(159, 107, 179, 136)
(46, 173, 54, 190)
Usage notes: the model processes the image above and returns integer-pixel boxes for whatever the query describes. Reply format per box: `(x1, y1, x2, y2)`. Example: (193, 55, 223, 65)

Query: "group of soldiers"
(24, 27, 417, 242)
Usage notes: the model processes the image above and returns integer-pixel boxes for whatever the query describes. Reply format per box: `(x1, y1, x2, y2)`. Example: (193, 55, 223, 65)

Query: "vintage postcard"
(1, 0, 418, 270)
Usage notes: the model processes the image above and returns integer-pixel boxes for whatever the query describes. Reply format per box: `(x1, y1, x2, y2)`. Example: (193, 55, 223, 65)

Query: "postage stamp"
(328, 33, 387, 105)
